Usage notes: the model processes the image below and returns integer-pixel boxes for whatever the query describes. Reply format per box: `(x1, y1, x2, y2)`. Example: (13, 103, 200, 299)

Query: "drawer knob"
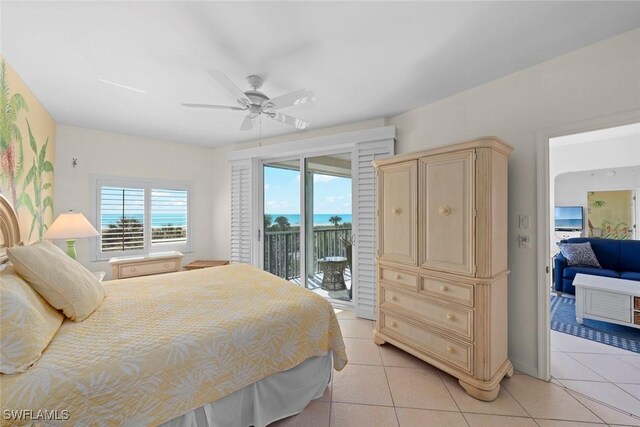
(392, 207, 401, 215)
(390, 321, 397, 327)
(164, 263, 169, 268)
(446, 313, 456, 321)
(439, 205, 451, 216)
(395, 273, 401, 280)
(440, 285, 448, 292)
(130, 267, 136, 272)
(391, 295, 398, 302)
(446, 345, 455, 354)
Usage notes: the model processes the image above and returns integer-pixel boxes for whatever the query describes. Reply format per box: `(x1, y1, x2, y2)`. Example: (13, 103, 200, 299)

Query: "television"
(555, 206, 584, 231)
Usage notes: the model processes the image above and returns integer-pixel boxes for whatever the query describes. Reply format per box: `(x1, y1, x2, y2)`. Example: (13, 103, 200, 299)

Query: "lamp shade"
(44, 212, 99, 239)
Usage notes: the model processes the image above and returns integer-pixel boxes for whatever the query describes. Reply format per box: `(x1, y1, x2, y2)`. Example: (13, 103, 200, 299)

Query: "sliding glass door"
(304, 153, 353, 302)
(262, 160, 301, 281)
(261, 152, 354, 304)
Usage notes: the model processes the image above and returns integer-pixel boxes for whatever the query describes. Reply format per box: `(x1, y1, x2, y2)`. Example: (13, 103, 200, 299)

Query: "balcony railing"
(264, 226, 352, 280)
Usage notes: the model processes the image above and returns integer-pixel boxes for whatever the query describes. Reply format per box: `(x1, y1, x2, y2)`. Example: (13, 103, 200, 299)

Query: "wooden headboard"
(0, 194, 21, 264)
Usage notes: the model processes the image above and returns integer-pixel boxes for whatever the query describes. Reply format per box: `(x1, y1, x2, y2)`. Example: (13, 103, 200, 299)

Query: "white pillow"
(7, 240, 105, 321)
(1, 264, 64, 373)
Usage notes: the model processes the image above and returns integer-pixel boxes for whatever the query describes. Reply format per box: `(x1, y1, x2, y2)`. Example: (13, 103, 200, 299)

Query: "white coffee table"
(573, 273, 640, 329)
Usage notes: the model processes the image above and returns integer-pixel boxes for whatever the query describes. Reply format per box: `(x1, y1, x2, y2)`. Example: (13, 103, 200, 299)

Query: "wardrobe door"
(419, 150, 475, 276)
(377, 161, 418, 265)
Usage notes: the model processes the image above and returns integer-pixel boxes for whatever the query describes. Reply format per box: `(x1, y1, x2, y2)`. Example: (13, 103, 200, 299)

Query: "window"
(93, 178, 191, 259)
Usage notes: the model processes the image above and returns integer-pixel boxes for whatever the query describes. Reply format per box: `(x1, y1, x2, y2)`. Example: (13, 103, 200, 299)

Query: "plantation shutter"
(230, 160, 253, 264)
(100, 186, 145, 253)
(151, 188, 188, 246)
(352, 139, 394, 320)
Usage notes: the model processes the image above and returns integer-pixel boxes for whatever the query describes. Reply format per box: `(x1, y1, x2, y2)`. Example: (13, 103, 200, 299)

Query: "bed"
(0, 195, 348, 426)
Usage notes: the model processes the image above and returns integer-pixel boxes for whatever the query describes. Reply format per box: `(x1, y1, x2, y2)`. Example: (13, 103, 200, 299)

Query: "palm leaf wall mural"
(0, 56, 56, 243)
(16, 120, 54, 240)
(0, 59, 29, 208)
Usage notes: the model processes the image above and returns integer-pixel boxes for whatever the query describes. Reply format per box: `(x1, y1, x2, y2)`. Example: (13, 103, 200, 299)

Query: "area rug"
(550, 295, 640, 353)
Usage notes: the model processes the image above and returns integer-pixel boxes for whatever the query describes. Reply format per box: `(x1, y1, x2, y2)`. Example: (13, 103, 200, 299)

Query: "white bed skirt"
(159, 353, 332, 427)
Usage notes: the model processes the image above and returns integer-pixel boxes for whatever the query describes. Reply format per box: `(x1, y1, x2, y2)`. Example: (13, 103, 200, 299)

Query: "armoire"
(373, 137, 513, 401)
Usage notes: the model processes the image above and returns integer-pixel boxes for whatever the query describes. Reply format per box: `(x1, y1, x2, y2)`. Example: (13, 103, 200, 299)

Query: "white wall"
(54, 125, 215, 279)
(550, 133, 640, 179)
(385, 28, 640, 374)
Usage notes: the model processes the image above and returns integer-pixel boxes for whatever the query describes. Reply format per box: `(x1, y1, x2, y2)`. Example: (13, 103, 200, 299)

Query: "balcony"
(264, 226, 352, 301)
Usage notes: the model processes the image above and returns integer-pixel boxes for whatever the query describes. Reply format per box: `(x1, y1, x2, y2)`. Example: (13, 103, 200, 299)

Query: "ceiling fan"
(183, 71, 314, 131)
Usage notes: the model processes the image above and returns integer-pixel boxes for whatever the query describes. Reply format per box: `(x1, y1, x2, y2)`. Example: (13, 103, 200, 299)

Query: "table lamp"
(43, 211, 99, 259)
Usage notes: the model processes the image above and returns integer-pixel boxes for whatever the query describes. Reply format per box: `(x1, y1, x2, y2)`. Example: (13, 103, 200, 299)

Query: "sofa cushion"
(563, 266, 620, 281)
(558, 242, 602, 268)
(620, 271, 640, 281)
(619, 240, 640, 273)
(561, 238, 626, 270)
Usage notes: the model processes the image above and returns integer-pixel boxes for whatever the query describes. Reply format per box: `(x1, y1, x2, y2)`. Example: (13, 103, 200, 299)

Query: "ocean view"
(102, 214, 186, 227)
(267, 213, 352, 226)
(102, 213, 352, 228)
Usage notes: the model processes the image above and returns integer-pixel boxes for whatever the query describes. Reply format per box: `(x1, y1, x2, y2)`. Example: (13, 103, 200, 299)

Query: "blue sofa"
(554, 237, 640, 295)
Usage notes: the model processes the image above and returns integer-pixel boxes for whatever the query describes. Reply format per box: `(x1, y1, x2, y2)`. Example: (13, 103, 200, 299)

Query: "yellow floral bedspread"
(1, 264, 347, 426)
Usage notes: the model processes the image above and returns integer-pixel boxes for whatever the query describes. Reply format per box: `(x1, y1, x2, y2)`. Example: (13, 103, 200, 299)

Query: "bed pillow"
(558, 242, 602, 268)
(0, 264, 64, 374)
(7, 240, 105, 321)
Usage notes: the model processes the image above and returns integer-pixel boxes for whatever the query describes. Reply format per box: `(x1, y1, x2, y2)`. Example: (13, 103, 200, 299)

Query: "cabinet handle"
(439, 206, 451, 216)
(130, 267, 136, 272)
(164, 263, 169, 268)
(440, 285, 448, 292)
(395, 273, 401, 280)
(446, 345, 455, 354)
(390, 295, 398, 302)
(392, 207, 401, 215)
(390, 321, 397, 327)
(446, 313, 455, 321)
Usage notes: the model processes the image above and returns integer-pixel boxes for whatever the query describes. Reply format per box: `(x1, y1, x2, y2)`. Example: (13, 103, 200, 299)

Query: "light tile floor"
(550, 329, 640, 422)
(271, 310, 640, 426)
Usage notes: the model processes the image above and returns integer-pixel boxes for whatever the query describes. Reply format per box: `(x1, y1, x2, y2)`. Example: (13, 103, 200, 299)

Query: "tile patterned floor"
(550, 329, 640, 424)
(271, 311, 640, 426)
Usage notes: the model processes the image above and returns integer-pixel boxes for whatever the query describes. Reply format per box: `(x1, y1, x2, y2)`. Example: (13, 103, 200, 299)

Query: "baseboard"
(510, 359, 540, 379)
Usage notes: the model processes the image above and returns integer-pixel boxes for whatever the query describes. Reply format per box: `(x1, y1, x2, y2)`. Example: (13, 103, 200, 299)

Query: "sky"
(264, 166, 351, 215)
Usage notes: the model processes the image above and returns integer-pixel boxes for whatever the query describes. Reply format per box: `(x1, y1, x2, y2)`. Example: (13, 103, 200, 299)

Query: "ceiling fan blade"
(240, 114, 257, 131)
(265, 88, 315, 110)
(268, 112, 310, 130)
(182, 103, 247, 111)
(207, 70, 250, 106)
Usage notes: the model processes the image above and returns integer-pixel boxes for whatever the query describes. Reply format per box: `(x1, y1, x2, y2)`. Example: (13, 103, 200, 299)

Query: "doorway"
(261, 152, 354, 305)
(538, 116, 640, 415)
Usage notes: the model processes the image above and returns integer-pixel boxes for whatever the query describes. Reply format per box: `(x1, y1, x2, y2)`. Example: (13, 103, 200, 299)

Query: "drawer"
(380, 266, 419, 291)
(380, 312, 472, 373)
(381, 287, 473, 339)
(118, 259, 179, 278)
(634, 297, 640, 311)
(420, 276, 474, 307)
(635, 311, 640, 326)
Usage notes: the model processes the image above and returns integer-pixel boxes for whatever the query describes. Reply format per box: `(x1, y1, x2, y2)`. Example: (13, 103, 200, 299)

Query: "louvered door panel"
(353, 140, 394, 320)
(230, 160, 252, 264)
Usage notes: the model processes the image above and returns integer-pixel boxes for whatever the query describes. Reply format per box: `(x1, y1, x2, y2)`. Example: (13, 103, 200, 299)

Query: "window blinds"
(100, 186, 145, 252)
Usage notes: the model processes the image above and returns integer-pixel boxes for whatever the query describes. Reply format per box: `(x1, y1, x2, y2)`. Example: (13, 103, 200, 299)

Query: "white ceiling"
(3, 2, 640, 148)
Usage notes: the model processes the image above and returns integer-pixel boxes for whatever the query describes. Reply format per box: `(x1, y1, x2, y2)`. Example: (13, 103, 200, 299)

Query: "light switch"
(518, 235, 531, 249)
(519, 215, 530, 229)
